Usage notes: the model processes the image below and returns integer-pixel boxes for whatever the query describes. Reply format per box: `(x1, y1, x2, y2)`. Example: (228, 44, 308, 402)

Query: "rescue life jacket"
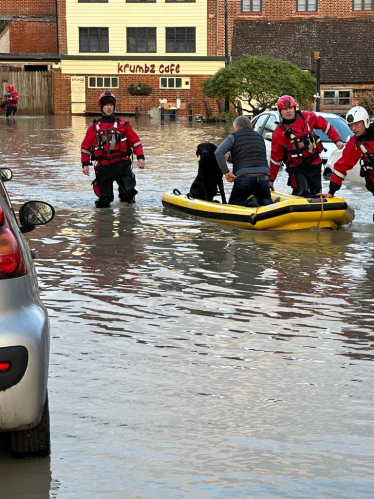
(92, 118, 132, 164)
(279, 112, 324, 167)
(355, 137, 374, 174)
(5, 92, 17, 107)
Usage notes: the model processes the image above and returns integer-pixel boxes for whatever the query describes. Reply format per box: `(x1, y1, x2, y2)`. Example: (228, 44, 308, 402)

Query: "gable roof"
(232, 18, 374, 83)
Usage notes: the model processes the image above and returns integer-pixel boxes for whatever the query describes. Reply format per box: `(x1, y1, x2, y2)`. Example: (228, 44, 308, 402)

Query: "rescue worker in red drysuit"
(270, 95, 344, 196)
(322, 106, 374, 200)
(81, 91, 145, 208)
(1, 84, 19, 117)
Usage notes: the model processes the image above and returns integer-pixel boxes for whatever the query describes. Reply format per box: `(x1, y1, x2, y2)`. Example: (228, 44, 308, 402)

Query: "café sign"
(118, 63, 181, 75)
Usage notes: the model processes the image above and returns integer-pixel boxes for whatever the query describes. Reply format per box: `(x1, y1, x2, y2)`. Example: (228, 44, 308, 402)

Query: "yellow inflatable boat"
(161, 190, 355, 231)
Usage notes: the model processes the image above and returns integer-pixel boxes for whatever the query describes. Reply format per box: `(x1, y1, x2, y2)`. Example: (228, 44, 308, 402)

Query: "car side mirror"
(0, 168, 13, 182)
(19, 201, 55, 233)
(264, 132, 273, 141)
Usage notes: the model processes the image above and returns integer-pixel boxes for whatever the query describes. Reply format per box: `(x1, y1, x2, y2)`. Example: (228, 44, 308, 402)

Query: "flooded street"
(0, 115, 373, 498)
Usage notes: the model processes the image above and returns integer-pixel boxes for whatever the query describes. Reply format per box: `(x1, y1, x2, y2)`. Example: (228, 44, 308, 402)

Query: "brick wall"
(84, 75, 219, 116)
(0, 0, 56, 16)
(207, 0, 218, 56)
(52, 70, 71, 115)
(57, 0, 67, 55)
(53, 72, 220, 116)
(10, 20, 57, 53)
(234, 0, 366, 21)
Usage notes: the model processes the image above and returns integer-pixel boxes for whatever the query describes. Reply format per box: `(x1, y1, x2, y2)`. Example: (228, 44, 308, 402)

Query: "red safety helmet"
(98, 91, 116, 109)
(7, 84, 14, 92)
(277, 95, 296, 110)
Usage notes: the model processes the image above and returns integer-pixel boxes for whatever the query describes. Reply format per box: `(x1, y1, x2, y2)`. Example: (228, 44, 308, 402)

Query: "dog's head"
(196, 142, 217, 159)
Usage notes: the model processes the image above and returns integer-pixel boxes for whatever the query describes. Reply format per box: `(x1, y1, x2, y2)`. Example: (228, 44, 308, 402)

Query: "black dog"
(189, 142, 227, 203)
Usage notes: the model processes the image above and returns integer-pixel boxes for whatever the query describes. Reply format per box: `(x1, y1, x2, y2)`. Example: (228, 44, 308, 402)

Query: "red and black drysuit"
(270, 110, 342, 196)
(329, 124, 374, 197)
(1, 90, 19, 117)
(81, 114, 145, 207)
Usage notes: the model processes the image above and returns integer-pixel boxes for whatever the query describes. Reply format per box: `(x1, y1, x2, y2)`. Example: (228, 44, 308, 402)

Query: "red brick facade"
(9, 21, 57, 54)
(54, 72, 220, 117)
(0, 0, 56, 16)
(0, 0, 58, 54)
(52, 69, 71, 115)
(234, 0, 369, 20)
(56, 0, 67, 55)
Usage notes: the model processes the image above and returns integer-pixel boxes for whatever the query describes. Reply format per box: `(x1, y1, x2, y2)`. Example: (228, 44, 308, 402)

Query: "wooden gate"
(0, 70, 53, 115)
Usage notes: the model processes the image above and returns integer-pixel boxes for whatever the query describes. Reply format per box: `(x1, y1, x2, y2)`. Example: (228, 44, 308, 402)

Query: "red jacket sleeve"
(329, 136, 362, 189)
(122, 123, 145, 159)
(307, 112, 342, 143)
(80, 124, 96, 165)
(270, 126, 287, 181)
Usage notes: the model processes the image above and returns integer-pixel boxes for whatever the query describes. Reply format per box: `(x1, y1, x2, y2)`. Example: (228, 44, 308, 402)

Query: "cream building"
(54, 0, 225, 115)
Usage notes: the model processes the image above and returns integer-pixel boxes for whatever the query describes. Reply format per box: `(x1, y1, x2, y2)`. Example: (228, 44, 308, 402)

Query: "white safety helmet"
(346, 106, 370, 128)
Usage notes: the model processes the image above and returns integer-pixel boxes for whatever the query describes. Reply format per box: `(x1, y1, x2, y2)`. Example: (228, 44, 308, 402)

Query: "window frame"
(127, 27, 157, 53)
(241, 0, 262, 12)
(88, 76, 119, 88)
(296, 0, 318, 12)
(322, 89, 352, 108)
(352, 0, 374, 10)
(79, 27, 109, 53)
(165, 27, 196, 53)
(159, 77, 185, 89)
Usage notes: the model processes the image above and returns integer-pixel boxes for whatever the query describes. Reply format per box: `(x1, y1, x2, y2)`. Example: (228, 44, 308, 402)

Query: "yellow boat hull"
(161, 191, 355, 231)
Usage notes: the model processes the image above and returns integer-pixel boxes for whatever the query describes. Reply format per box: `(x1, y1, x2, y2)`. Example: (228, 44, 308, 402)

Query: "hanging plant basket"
(127, 85, 152, 96)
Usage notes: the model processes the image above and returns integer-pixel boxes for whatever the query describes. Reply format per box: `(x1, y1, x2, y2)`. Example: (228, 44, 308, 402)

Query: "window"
(296, 0, 317, 11)
(241, 0, 262, 12)
(127, 28, 156, 53)
(160, 77, 183, 89)
(78, 0, 108, 3)
(166, 28, 195, 53)
(338, 91, 351, 106)
(79, 28, 109, 52)
(323, 91, 335, 106)
(263, 115, 277, 135)
(165, 0, 195, 2)
(353, 0, 374, 10)
(89, 77, 118, 88)
(126, 0, 156, 2)
(322, 90, 352, 107)
(252, 113, 269, 134)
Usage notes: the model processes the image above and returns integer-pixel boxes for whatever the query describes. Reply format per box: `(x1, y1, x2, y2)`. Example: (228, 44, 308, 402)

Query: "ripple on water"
(1, 117, 373, 499)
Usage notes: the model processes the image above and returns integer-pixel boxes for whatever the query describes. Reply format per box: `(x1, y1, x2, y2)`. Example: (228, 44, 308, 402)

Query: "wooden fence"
(0, 70, 53, 115)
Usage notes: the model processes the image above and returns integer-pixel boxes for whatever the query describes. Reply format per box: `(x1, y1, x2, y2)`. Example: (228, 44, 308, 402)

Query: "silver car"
(0, 168, 54, 458)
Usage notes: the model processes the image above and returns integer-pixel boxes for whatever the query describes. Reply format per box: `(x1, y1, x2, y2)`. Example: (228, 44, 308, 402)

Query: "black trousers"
(95, 160, 138, 207)
(287, 163, 322, 196)
(6, 106, 17, 117)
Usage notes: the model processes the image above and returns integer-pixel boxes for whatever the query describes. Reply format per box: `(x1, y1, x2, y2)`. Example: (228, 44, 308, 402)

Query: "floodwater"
(0, 115, 373, 499)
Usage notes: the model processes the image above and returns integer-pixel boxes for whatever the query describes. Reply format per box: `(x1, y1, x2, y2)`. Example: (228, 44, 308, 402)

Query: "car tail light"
(0, 362, 10, 372)
(0, 206, 26, 279)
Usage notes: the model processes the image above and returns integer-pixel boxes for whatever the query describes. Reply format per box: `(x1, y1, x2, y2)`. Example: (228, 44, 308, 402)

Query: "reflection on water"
(0, 446, 54, 498)
(0, 116, 373, 498)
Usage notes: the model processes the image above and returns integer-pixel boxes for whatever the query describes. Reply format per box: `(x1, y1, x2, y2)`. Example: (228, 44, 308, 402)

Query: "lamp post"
(314, 51, 321, 112)
(224, 0, 229, 111)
